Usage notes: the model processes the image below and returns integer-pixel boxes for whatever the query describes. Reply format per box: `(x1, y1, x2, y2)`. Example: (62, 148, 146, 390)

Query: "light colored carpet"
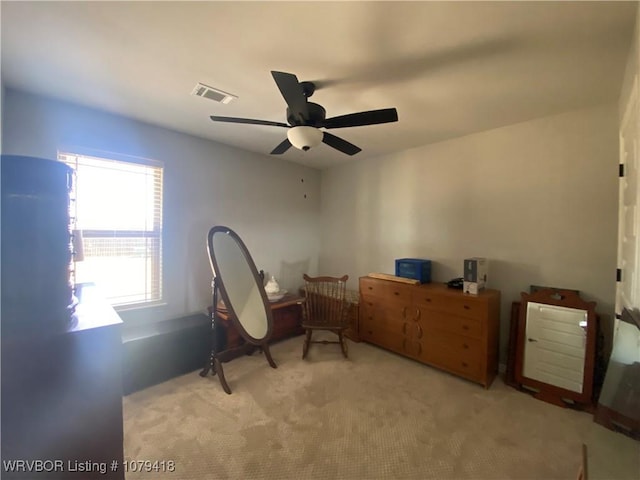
(123, 335, 639, 480)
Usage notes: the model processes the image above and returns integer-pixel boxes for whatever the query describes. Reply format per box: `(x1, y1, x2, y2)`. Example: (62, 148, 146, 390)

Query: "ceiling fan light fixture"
(287, 126, 322, 151)
(209, 71, 398, 155)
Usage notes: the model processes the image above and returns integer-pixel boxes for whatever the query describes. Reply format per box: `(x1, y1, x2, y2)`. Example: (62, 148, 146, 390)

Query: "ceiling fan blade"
(270, 138, 292, 155)
(322, 108, 398, 129)
(271, 71, 309, 124)
(210, 116, 289, 128)
(322, 132, 362, 156)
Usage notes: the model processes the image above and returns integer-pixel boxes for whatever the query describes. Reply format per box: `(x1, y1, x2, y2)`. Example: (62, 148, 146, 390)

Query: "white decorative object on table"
(265, 275, 286, 302)
(267, 289, 287, 302)
(265, 275, 280, 295)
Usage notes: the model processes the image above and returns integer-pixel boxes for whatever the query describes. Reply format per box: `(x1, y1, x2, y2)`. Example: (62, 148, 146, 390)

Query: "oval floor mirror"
(200, 225, 277, 394)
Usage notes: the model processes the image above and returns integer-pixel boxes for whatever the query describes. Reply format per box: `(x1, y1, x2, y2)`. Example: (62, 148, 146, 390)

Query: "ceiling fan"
(210, 71, 398, 156)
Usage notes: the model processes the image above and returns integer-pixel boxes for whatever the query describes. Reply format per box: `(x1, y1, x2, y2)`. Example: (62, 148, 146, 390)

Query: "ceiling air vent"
(191, 83, 237, 104)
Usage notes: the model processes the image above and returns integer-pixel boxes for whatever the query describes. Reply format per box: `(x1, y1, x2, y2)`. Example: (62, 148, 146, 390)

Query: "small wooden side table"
(208, 294, 304, 351)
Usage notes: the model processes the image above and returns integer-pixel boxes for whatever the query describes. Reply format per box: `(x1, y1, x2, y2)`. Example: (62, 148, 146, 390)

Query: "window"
(59, 150, 163, 307)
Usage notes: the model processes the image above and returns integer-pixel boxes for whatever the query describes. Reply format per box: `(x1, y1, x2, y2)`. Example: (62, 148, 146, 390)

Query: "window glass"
(59, 151, 163, 307)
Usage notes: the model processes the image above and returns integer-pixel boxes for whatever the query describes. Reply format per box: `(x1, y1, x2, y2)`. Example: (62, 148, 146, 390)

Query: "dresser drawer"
(360, 277, 413, 305)
(360, 296, 407, 317)
(414, 291, 487, 321)
(422, 310, 484, 339)
(360, 297, 419, 324)
(426, 330, 483, 358)
(360, 299, 404, 322)
(361, 324, 423, 360)
(423, 333, 483, 378)
(360, 324, 404, 351)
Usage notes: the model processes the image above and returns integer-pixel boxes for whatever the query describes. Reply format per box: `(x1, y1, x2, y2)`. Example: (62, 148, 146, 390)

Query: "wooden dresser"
(359, 276, 501, 387)
(1, 283, 124, 479)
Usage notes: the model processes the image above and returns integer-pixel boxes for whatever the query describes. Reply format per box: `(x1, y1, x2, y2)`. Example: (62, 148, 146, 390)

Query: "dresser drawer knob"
(463, 305, 470, 310)
(424, 297, 432, 302)
(463, 343, 469, 349)
(462, 325, 469, 331)
(394, 291, 400, 296)
(462, 362, 468, 367)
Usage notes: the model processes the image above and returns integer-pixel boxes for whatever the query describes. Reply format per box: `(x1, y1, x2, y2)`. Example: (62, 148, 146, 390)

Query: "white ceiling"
(1, 1, 637, 169)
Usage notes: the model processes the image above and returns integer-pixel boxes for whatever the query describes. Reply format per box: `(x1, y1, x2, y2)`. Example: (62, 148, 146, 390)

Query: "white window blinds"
(59, 151, 163, 307)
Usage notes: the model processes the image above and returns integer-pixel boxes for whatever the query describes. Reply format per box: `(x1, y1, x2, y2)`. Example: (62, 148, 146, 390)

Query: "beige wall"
(320, 103, 619, 363)
(1, 89, 623, 362)
(2, 89, 322, 324)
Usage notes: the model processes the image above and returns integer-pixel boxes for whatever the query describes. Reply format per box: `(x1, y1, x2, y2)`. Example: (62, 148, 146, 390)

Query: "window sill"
(114, 301, 167, 313)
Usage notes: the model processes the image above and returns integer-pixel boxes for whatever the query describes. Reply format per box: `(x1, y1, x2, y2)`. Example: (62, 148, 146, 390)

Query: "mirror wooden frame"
(200, 225, 277, 394)
(514, 288, 597, 410)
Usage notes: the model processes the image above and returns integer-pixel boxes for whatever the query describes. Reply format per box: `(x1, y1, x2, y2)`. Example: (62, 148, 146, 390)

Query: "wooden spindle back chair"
(301, 274, 350, 359)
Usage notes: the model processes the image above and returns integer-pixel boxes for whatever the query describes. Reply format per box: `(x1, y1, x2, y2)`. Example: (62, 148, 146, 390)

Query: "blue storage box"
(395, 258, 431, 283)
